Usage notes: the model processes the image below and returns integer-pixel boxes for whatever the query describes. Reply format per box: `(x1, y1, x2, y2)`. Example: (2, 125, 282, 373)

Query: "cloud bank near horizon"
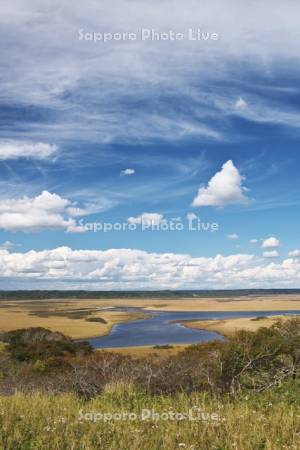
(1, 246, 300, 290)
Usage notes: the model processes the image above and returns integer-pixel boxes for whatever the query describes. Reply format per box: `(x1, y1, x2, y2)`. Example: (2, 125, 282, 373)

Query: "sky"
(0, 0, 300, 289)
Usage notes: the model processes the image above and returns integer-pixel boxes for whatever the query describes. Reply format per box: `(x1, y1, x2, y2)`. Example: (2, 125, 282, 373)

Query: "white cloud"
(261, 237, 280, 249)
(2, 1, 300, 146)
(250, 239, 258, 244)
(288, 249, 300, 257)
(120, 168, 135, 176)
(0, 141, 58, 160)
(1, 246, 300, 289)
(192, 160, 249, 207)
(263, 250, 279, 258)
(187, 213, 198, 221)
(227, 233, 239, 240)
(66, 206, 88, 217)
(234, 97, 247, 111)
(0, 191, 87, 232)
(0, 241, 17, 250)
(128, 213, 164, 226)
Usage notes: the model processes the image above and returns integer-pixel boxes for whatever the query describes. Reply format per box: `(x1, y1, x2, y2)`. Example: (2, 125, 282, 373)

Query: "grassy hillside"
(0, 381, 299, 450)
(0, 318, 299, 449)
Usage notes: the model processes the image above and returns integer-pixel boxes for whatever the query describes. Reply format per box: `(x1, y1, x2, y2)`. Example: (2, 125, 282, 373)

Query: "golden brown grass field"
(0, 299, 149, 339)
(0, 295, 299, 344)
(183, 314, 298, 337)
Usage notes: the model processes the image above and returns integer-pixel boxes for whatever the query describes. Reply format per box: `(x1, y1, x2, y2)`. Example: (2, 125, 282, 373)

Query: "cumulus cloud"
(187, 213, 198, 221)
(250, 239, 258, 244)
(1, 246, 300, 289)
(0, 191, 87, 232)
(120, 168, 135, 176)
(227, 233, 239, 240)
(0, 241, 17, 250)
(288, 249, 300, 257)
(0, 141, 58, 160)
(263, 250, 279, 258)
(66, 206, 88, 217)
(234, 97, 247, 111)
(261, 237, 280, 249)
(192, 160, 249, 207)
(128, 213, 164, 226)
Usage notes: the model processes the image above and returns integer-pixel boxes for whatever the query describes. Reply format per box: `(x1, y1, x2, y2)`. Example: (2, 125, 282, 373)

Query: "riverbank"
(183, 314, 296, 337)
(143, 295, 300, 312)
(102, 344, 187, 358)
(0, 305, 149, 340)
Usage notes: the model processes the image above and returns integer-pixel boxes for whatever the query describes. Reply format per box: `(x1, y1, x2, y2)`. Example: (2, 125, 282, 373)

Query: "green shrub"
(153, 344, 173, 349)
(85, 317, 107, 323)
(0, 319, 299, 398)
(1, 327, 93, 363)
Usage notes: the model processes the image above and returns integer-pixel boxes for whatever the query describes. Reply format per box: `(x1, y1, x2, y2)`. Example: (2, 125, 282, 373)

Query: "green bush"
(1, 327, 93, 363)
(0, 319, 299, 398)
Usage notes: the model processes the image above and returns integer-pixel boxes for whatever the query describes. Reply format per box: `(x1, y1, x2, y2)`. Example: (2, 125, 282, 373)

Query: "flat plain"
(0, 295, 299, 340)
(183, 314, 297, 337)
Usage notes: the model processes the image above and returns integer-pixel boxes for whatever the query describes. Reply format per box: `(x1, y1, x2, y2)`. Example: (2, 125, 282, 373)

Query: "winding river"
(88, 309, 300, 348)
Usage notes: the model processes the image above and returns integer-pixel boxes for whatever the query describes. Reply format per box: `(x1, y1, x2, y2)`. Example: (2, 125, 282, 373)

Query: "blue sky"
(0, 0, 300, 289)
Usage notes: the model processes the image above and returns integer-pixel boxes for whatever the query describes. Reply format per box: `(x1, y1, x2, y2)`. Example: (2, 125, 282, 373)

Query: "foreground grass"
(0, 382, 299, 450)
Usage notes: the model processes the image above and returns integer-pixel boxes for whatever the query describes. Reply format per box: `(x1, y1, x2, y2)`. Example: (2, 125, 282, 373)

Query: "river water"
(88, 309, 300, 348)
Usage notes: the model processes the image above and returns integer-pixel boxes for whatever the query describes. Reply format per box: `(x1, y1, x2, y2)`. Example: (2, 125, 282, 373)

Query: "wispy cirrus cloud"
(1, 0, 300, 147)
(0, 140, 58, 160)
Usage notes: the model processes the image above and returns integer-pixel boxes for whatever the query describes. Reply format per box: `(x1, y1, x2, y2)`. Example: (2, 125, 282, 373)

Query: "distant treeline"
(0, 289, 300, 300)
